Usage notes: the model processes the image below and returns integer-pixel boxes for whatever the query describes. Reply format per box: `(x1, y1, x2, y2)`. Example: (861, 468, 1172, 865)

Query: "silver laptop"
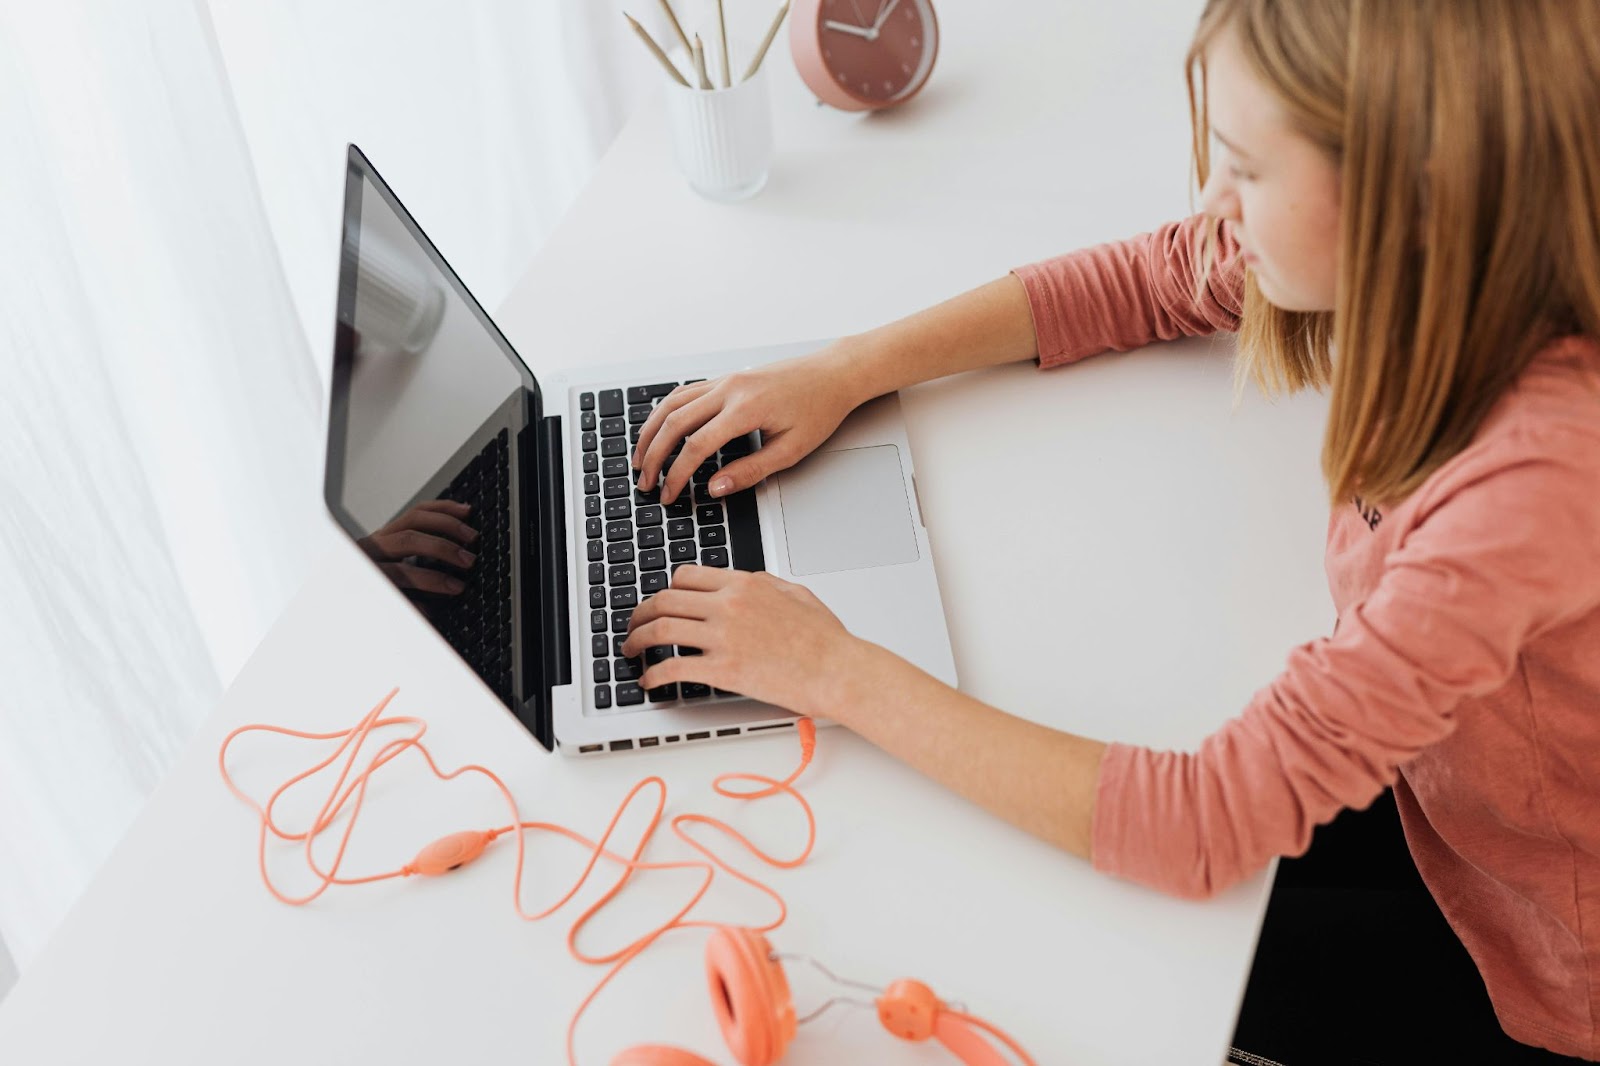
(324, 145, 955, 755)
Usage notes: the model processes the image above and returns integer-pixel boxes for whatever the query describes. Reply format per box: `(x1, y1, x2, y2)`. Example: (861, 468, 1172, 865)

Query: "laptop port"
(640, 737, 659, 748)
(747, 722, 794, 732)
(609, 739, 634, 751)
(664, 736, 680, 743)
(578, 743, 603, 754)
(686, 731, 710, 741)
(716, 728, 740, 737)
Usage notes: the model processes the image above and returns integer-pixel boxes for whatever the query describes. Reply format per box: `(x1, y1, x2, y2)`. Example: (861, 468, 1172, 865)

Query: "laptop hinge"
(532, 414, 571, 744)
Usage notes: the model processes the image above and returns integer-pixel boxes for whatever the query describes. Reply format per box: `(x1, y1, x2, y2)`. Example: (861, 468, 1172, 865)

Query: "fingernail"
(457, 549, 475, 566)
(464, 527, 480, 543)
(444, 578, 465, 593)
(710, 477, 732, 497)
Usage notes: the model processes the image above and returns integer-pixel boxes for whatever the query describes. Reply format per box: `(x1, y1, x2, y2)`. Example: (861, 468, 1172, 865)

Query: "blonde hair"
(1186, 0, 1600, 507)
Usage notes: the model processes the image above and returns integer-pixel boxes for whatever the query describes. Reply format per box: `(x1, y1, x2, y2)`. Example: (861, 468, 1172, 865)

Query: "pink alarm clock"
(790, 0, 939, 112)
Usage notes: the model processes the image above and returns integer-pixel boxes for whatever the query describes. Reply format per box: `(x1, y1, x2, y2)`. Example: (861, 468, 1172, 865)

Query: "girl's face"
(1199, 26, 1343, 312)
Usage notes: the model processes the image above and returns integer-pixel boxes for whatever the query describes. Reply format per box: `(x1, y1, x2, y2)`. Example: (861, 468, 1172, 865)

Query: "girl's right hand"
(631, 347, 867, 506)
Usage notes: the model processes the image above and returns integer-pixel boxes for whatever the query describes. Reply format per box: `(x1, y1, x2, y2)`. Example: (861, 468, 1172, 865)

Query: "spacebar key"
(724, 486, 765, 573)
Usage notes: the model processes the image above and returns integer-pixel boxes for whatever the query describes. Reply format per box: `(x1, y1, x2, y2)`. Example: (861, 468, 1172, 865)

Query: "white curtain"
(0, 0, 651, 981)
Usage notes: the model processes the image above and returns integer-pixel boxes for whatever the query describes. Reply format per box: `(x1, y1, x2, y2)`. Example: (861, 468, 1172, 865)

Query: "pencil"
(692, 33, 714, 90)
(623, 12, 690, 88)
(742, 0, 790, 82)
(715, 0, 731, 89)
(656, 0, 693, 56)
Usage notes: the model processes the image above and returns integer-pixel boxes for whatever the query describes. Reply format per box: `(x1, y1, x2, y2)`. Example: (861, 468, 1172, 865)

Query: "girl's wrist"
(815, 334, 902, 410)
(801, 632, 887, 725)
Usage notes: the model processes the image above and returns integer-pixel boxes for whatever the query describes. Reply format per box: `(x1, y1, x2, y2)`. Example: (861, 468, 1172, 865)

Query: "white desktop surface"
(0, 2, 1334, 1063)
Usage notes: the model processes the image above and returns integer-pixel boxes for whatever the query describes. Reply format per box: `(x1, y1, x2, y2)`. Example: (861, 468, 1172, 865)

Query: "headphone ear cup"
(703, 927, 797, 1066)
(608, 1044, 721, 1066)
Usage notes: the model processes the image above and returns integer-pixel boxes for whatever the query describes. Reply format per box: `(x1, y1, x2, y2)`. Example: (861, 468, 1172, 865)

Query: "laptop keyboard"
(417, 429, 514, 704)
(578, 382, 765, 711)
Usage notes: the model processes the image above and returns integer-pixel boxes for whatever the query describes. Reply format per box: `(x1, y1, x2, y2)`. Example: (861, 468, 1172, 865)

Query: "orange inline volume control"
(407, 829, 496, 876)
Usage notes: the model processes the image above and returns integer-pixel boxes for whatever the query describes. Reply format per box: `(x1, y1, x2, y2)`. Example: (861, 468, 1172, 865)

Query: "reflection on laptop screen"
(326, 159, 547, 721)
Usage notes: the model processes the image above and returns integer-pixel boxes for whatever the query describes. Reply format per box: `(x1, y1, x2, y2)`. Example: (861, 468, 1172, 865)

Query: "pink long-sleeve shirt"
(1012, 215, 1600, 1059)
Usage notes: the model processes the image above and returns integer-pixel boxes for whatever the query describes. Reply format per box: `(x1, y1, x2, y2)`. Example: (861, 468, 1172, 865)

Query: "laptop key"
(602, 457, 630, 478)
(698, 525, 726, 548)
(594, 659, 611, 683)
(665, 500, 693, 520)
(701, 547, 729, 568)
(600, 417, 626, 437)
(602, 478, 631, 499)
(644, 645, 675, 665)
(610, 610, 634, 634)
(582, 453, 599, 474)
(669, 541, 696, 563)
(627, 404, 652, 425)
(680, 683, 711, 700)
(605, 520, 634, 542)
(580, 411, 596, 431)
(580, 392, 596, 412)
(594, 685, 611, 709)
(592, 634, 608, 658)
(647, 684, 679, 703)
(613, 634, 628, 657)
(629, 424, 642, 445)
(582, 432, 597, 453)
(587, 540, 604, 562)
(598, 389, 624, 417)
(607, 542, 636, 564)
(639, 548, 667, 571)
(626, 386, 653, 405)
(585, 517, 603, 539)
(616, 682, 644, 706)
(610, 587, 639, 609)
(590, 610, 606, 633)
(635, 505, 663, 527)
(645, 382, 678, 397)
(637, 527, 665, 549)
(667, 518, 694, 540)
(634, 486, 661, 506)
(605, 497, 631, 519)
(584, 474, 600, 495)
(613, 657, 642, 681)
(589, 586, 606, 608)
(585, 495, 601, 518)
(640, 571, 668, 594)
(608, 563, 637, 585)
(696, 504, 723, 525)
(601, 437, 628, 458)
(588, 562, 606, 585)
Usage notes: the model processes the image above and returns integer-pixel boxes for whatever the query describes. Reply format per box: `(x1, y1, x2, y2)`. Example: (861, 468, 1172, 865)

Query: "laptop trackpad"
(776, 445, 919, 576)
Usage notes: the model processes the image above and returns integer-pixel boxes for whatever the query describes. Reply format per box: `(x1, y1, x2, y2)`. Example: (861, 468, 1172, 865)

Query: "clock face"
(815, 0, 937, 106)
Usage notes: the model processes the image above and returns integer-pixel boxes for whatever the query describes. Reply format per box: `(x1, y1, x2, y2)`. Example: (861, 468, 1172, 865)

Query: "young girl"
(620, 0, 1600, 1059)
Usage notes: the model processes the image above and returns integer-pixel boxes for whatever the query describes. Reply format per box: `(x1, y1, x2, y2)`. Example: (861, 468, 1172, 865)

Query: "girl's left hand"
(620, 565, 860, 716)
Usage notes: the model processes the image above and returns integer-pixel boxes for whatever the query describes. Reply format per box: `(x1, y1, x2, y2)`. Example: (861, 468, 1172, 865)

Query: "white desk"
(0, 2, 1334, 1063)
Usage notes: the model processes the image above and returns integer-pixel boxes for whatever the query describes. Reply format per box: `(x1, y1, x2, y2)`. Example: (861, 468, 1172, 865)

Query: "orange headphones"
(611, 925, 1034, 1066)
(218, 688, 1035, 1065)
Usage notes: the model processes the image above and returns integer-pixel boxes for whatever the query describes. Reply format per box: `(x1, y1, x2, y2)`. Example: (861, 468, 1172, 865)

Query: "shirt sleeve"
(1090, 424, 1600, 900)
(1010, 214, 1246, 370)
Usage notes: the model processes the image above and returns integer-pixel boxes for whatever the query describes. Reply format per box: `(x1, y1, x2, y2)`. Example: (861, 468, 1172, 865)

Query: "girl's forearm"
(814, 637, 1107, 859)
(822, 274, 1041, 406)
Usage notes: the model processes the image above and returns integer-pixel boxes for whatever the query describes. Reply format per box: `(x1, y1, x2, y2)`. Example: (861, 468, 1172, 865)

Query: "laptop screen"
(324, 146, 563, 745)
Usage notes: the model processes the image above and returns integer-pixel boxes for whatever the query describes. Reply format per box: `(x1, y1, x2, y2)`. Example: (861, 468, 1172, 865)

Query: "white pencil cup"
(664, 65, 773, 202)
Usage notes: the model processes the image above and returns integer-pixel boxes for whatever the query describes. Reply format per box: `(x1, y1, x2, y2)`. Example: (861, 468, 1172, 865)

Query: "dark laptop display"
(323, 146, 569, 748)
